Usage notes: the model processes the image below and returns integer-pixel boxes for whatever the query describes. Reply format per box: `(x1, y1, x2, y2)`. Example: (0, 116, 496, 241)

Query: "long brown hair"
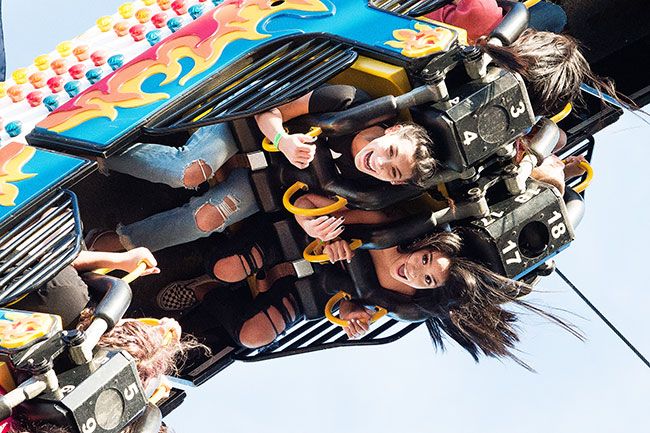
(477, 29, 627, 117)
(77, 310, 207, 390)
(399, 231, 582, 369)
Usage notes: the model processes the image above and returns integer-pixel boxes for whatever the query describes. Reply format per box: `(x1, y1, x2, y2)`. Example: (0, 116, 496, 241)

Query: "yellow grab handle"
(136, 317, 179, 346)
(523, 0, 542, 8)
(550, 102, 572, 124)
(282, 181, 348, 217)
(324, 291, 388, 328)
(570, 160, 593, 193)
(262, 126, 322, 153)
(148, 380, 172, 405)
(303, 239, 363, 263)
(94, 261, 148, 283)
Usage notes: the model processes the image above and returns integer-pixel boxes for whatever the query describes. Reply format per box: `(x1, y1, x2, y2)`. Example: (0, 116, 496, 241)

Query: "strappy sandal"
(254, 285, 302, 344)
(156, 275, 216, 311)
(212, 243, 267, 284)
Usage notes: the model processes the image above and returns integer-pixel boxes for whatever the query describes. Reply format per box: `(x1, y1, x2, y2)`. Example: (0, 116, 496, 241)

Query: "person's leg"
(203, 223, 281, 283)
(13, 265, 90, 328)
(103, 123, 238, 188)
(116, 169, 259, 251)
(201, 278, 302, 349)
(528, 1, 567, 33)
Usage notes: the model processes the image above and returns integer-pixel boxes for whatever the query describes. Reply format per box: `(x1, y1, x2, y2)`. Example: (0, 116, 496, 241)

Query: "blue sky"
(4, 1, 649, 432)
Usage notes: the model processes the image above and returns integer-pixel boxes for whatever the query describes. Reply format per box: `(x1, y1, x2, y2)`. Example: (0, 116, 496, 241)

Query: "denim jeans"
(105, 123, 260, 252)
(117, 168, 259, 252)
(105, 123, 238, 188)
(528, 1, 567, 34)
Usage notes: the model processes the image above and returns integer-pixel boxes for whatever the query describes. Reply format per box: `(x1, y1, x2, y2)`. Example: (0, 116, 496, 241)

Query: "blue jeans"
(528, 1, 567, 34)
(105, 124, 260, 252)
(106, 123, 238, 188)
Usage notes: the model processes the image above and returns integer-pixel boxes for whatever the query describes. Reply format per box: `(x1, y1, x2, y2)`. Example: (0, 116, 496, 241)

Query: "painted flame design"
(0, 142, 36, 207)
(39, 0, 328, 133)
(0, 311, 55, 349)
(385, 22, 454, 58)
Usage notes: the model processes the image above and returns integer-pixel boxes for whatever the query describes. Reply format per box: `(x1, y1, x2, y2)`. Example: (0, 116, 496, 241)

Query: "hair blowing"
(394, 122, 438, 188)
(9, 312, 201, 433)
(398, 231, 582, 370)
(76, 309, 207, 390)
(477, 29, 626, 117)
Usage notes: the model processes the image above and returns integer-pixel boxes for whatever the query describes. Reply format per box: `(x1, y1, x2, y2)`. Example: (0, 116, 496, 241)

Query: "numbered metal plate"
(24, 349, 146, 433)
(466, 179, 575, 279)
(412, 69, 535, 172)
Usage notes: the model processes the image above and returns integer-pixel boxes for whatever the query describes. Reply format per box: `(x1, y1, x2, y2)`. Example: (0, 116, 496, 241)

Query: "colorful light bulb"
(69, 64, 86, 80)
(119, 2, 135, 19)
(73, 45, 90, 62)
(97, 16, 113, 32)
(47, 76, 65, 93)
(189, 4, 204, 19)
(34, 54, 51, 71)
(27, 91, 44, 107)
(44, 95, 60, 112)
(29, 72, 47, 89)
(86, 68, 104, 84)
(108, 54, 125, 71)
(5, 121, 23, 138)
(64, 80, 80, 98)
(167, 17, 182, 33)
(56, 41, 73, 57)
(12, 68, 29, 85)
(91, 50, 108, 66)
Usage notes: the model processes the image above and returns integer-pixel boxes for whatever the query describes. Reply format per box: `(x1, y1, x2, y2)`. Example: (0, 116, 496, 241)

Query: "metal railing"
(143, 37, 358, 137)
(0, 190, 82, 305)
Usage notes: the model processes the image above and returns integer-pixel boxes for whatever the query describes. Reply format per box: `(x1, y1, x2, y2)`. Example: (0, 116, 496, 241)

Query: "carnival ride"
(0, 0, 648, 432)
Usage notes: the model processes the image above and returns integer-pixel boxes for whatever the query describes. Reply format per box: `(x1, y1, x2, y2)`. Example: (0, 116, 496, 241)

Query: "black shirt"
(301, 85, 379, 184)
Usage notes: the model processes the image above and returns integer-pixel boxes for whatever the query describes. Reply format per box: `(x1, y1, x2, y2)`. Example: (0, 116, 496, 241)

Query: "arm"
(338, 299, 374, 339)
(294, 193, 392, 241)
(254, 92, 317, 169)
(72, 248, 160, 276)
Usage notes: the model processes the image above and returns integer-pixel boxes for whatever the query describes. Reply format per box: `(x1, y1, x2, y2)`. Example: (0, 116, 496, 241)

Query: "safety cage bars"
(371, 0, 452, 16)
(235, 314, 421, 362)
(177, 313, 421, 386)
(142, 36, 359, 140)
(0, 190, 82, 305)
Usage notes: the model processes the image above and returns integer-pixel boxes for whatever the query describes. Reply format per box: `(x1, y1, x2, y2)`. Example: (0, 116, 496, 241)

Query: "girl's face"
(389, 249, 451, 289)
(354, 126, 416, 184)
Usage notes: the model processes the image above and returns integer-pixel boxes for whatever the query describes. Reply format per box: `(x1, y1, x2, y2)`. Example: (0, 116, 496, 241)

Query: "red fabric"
(425, 0, 504, 42)
(0, 385, 13, 433)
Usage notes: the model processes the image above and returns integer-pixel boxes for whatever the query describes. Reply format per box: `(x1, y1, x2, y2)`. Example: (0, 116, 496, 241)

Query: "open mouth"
(364, 151, 375, 173)
(397, 263, 407, 279)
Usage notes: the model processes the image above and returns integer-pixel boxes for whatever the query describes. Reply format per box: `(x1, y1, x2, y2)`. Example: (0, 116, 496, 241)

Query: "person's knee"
(213, 255, 248, 282)
(194, 196, 240, 233)
(238, 308, 286, 348)
(183, 160, 212, 189)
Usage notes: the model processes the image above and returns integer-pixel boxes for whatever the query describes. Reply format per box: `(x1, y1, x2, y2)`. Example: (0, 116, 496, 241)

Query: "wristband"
(273, 132, 285, 150)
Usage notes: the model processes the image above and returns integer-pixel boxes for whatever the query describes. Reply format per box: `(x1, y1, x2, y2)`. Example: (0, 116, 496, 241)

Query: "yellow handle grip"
(136, 317, 179, 346)
(262, 126, 322, 152)
(94, 261, 148, 283)
(148, 381, 172, 405)
(324, 291, 388, 328)
(550, 102, 572, 124)
(571, 160, 593, 193)
(523, 0, 542, 8)
(303, 239, 363, 263)
(282, 181, 348, 217)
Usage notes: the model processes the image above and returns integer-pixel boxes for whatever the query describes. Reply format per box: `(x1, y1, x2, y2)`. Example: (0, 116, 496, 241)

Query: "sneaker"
(156, 275, 215, 311)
